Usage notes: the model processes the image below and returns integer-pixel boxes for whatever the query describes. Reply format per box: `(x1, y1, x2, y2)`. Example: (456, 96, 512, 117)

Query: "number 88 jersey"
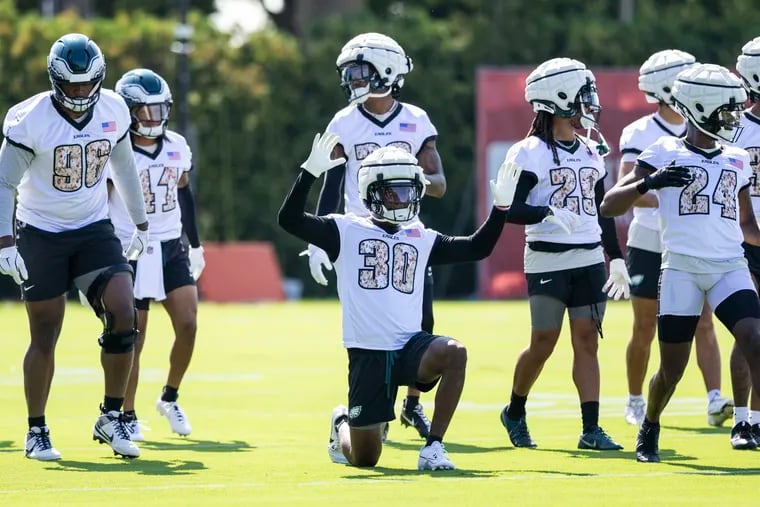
(637, 136, 751, 261)
(505, 136, 607, 245)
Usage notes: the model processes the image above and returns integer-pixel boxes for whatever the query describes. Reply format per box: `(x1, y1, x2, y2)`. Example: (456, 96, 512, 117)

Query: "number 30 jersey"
(2, 89, 130, 232)
(637, 136, 751, 263)
(505, 136, 607, 244)
(332, 214, 437, 351)
(326, 102, 437, 217)
(109, 130, 193, 245)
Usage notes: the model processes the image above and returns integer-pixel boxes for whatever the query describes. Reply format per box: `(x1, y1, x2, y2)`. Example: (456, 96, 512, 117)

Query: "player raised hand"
(642, 161, 692, 190)
(300, 132, 347, 178)
(490, 160, 522, 208)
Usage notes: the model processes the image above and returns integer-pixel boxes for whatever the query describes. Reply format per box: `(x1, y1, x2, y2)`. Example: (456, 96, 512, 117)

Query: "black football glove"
(642, 161, 692, 190)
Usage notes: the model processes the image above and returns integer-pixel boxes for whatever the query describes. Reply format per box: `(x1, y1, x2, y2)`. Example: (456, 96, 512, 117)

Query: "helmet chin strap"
(580, 118, 610, 158)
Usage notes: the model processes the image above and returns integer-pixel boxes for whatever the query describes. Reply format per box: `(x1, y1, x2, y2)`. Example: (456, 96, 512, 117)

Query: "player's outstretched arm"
(600, 162, 690, 217)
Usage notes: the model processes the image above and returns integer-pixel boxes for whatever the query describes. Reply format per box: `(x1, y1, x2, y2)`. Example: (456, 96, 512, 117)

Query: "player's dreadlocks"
(527, 110, 560, 165)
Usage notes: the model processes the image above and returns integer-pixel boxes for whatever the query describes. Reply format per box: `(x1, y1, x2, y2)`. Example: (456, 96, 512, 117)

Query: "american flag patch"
(101, 121, 116, 132)
(403, 228, 421, 238)
(728, 157, 744, 170)
(399, 122, 416, 132)
(167, 151, 181, 160)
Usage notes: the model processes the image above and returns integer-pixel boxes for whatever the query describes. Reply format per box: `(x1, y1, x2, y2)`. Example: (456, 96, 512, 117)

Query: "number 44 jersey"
(637, 136, 752, 262)
(2, 89, 130, 232)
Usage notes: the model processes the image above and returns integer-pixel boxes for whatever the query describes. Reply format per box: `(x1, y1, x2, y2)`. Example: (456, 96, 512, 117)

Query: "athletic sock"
(506, 391, 527, 420)
(161, 385, 179, 402)
(735, 407, 750, 425)
(581, 401, 600, 434)
(102, 396, 124, 413)
(405, 395, 420, 415)
(426, 434, 442, 447)
(28, 416, 45, 430)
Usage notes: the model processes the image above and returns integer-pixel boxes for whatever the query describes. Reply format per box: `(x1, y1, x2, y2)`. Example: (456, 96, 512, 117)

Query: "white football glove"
(0, 246, 28, 285)
(125, 228, 149, 261)
(298, 244, 332, 286)
(300, 132, 346, 178)
(542, 206, 581, 235)
(490, 160, 522, 208)
(189, 246, 206, 281)
(603, 258, 632, 300)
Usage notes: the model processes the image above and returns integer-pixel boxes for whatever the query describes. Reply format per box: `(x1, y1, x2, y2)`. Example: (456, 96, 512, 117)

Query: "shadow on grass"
(661, 424, 729, 435)
(48, 458, 206, 475)
(138, 438, 254, 453)
(533, 447, 697, 464)
(0, 440, 17, 453)
(341, 465, 499, 479)
(670, 461, 760, 475)
(382, 440, 507, 454)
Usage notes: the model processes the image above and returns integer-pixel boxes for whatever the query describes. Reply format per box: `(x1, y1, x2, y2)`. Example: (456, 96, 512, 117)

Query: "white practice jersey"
(109, 130, 193, 245)
(735, 111, 760, 219)
(326, 102, 437, 217)
(505, 136, 606, 244)
(637, 136, 751, 263)
(332, 214, 438, 351)
(619, 112, 686, 231)
(3, 89, 130, 232)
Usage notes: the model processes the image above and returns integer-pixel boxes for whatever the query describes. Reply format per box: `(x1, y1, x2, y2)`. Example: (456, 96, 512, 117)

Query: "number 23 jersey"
(3, 89, 130, 232)
(637, 136, 751, 262)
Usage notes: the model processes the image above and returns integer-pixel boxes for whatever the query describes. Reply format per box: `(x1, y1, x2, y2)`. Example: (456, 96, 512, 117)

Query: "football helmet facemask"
(672, 63, 747, 143)
(115, 68, 173, 139)
(638, 49, 697, 105)
(336, 32, 413, 105)
(358, 147, 428, 224)
(737, 37, 760, 102)
(47, 33, 106, 114)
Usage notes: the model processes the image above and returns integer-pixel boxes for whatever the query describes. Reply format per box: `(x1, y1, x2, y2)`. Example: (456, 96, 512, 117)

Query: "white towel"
(133, 240, 166, 301)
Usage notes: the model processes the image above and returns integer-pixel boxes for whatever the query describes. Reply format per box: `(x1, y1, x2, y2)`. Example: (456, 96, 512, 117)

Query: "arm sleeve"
(316, 163, 345, 215)
(505, 171, 551, 224)
(109, 137, 148, 226)
(178, 182, 201, 248)
(278, 169, 340, 258)
(428, 207, 507, 265)
(596, 180, 623, 259)
(0, 140, 33, 237)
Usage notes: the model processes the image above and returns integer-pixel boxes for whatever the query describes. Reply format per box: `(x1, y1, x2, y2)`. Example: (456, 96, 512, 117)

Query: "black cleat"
(730, 422, 758, 450)
(500, 405, 537, 448)
(635, 420, 660, 463)
(578, 426, 624, 450)
(400, 398, 431, 439)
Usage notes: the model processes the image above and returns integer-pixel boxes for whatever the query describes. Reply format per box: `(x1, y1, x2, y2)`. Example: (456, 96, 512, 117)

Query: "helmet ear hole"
(695, 103, 704, 113)
(557, 91, 567, 100)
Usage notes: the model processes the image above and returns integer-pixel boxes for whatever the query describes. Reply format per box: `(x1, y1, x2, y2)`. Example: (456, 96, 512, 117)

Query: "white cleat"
(328, 405, 349, 464)
(625, 397, 645, 426)
(418, 441, 455, 470)
(25, 426, 61, 461)
(125, 418, 145, 443)
(93, 411, 140, 459)
(156, 399, 192, 436)
(707, 397, 734, 427)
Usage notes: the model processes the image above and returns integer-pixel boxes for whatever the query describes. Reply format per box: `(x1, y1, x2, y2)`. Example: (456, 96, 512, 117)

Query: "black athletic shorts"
(743, 242, 760, 282)
(16, 219, 126, 301)
(346, 332, 440, 427)
(526, 262, 607, 307)
(626, 246, 661, 299)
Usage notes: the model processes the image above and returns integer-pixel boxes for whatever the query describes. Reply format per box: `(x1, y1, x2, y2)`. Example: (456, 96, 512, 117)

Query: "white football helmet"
(116, 68, 173, 139)
(672, 63, 747, 143)
(336, 32, 413, 105)
(638, 49, 697, 105)
(525, 58, 600, 130)
(358, 147, 428, 224)
(737, 37, 760, 101)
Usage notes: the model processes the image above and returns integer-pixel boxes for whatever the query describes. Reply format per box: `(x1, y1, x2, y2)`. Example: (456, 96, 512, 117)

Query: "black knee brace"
(85, 263, 134, 317)
(98, 308, 138, 353)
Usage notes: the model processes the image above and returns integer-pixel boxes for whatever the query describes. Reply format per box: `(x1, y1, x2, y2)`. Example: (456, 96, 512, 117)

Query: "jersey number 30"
(358, 239, 418, 294)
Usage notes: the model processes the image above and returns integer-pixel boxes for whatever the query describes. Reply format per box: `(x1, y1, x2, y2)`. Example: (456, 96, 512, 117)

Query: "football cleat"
(156, 399, 192, 436)
(400, 398, 431, 438)
(707, 397, 734, 427)
(635, 421, 660, 463)
(328, 405, 349, 464)
(93, 410, 140, 459)
(125, 418, 145, 443)
(730, 422, 758, 450)
(418, 441, 455, 470)
(500, 405, 537, 448)
(578, 426, 623, 450)
(25, 426, 61, 461)
(624, 396, 645, 426)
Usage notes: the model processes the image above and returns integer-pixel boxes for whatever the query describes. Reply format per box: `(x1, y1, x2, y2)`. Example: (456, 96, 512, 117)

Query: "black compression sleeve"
(595, 180, 623, 259)
(178, 184, 201, 248)
(316, 164, 345, 215)
(506, 171, 551, 224)
(429, 207, 508, 264)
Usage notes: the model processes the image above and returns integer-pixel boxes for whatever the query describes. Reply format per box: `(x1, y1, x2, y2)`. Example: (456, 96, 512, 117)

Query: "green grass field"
(0, 299, 756, 506)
